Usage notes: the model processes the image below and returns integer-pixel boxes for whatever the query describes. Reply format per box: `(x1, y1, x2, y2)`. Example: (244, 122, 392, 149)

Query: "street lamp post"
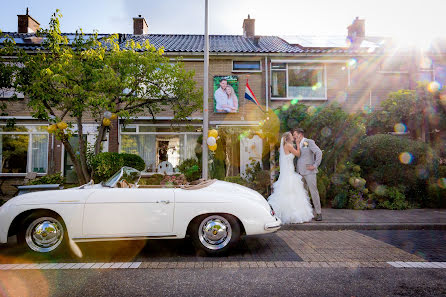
(202, 0, 209, 180)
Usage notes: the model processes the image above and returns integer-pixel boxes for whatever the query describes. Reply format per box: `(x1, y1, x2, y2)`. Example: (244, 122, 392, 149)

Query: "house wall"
(0, 52, 442, 195)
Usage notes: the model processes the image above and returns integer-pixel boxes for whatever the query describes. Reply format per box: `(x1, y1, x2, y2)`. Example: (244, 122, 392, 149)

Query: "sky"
(0, 0, 444, 44)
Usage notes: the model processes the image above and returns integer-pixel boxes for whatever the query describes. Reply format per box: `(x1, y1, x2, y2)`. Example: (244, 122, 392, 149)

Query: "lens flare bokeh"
(399, 152, 413, 164)
(321, 127, 332, 137)
(394, 123, 407, 133)
(307, 105, 317, 116)
(427, 81, 441, 93)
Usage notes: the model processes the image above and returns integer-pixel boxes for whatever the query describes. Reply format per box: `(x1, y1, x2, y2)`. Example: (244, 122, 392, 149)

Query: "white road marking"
(111, 262, 125, 269)
(91, 263, 105, 269)
(387, 261, 446, 268)
(0, 261, 444, 270)
(129, 262, 142, 268)
(99, 263, 113, 269)
(80, 263, 95, 269)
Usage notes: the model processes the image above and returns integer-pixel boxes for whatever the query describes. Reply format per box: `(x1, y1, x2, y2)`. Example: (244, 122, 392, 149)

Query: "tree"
(366, 83, 446, 144)
(276, 102, 365, 175)
(7, 11, 202, 184)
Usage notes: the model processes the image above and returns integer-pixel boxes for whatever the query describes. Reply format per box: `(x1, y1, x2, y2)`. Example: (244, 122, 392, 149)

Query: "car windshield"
(103, 167, 141, 188)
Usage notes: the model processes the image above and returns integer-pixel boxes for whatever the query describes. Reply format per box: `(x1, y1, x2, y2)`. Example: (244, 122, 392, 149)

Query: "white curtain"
(31, 134, 48, 173)
(121, 134, 156, 172)
(184, 134, 199, 160)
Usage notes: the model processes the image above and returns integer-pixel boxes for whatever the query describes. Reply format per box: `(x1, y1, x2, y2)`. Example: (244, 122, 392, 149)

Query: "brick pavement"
(277, 230, 424, 262)
(283, 208, 446, 230)
(357, 230, 446, 261)
(0, 230, 430, 269)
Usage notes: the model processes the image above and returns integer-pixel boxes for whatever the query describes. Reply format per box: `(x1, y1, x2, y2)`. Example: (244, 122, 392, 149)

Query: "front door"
(82, 188, 175, 237)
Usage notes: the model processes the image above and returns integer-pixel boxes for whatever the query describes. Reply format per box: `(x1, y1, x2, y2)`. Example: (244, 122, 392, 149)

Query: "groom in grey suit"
(292, 128, 323, 221)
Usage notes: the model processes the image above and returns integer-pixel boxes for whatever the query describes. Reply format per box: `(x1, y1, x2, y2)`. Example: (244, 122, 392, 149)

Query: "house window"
(379, 58, 409, 73)
(120, 124, 200, 173)
(0, 125, 48, 174)
(232, 61, 261, 72)
(271, 63, 326, 99)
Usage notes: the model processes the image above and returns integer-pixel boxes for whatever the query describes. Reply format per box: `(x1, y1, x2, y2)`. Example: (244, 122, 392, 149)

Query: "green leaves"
(4, 10, 202, 184)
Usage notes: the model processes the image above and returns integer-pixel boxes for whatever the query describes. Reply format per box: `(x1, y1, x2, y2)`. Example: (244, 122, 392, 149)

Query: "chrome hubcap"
(25, 217, 64, 253)
(198, 215, 232, 250)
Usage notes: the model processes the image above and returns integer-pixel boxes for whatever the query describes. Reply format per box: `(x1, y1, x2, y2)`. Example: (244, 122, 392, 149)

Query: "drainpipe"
(265, 56, 269, 111)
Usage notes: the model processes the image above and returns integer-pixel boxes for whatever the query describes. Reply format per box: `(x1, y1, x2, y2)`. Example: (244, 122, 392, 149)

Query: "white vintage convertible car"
(0, 167, 281, 255)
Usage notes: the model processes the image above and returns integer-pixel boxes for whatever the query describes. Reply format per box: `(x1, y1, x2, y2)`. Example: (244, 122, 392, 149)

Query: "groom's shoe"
(315, 214, 322, 221)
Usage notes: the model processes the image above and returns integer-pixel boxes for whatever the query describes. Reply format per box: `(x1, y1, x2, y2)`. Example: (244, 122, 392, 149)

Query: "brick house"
(0, 12, 444, 195)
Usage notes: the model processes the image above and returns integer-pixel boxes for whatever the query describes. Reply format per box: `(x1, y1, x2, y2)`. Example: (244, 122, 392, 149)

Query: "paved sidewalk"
(282, 208, 446, 230)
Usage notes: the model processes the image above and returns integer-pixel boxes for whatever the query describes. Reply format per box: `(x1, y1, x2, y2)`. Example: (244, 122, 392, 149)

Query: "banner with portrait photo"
(213, 76, 239, 113)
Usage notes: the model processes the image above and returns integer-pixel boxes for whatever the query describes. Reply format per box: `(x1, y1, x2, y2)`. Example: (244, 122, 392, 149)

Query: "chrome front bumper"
(264, 218, 281, 231)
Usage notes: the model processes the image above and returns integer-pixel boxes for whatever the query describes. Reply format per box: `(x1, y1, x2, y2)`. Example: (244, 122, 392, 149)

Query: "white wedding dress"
(267, 137, 314, 224)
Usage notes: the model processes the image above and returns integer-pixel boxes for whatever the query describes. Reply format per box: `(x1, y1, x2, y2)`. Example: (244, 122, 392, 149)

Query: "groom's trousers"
(302, 174, 321, 214)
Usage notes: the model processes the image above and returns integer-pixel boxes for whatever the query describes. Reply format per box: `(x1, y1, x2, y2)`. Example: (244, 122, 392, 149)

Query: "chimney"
(242, 14, 255, 38)
(347, 17, 365, 43)
(133, 15, 148, 35)
(17, 8, 40, 33)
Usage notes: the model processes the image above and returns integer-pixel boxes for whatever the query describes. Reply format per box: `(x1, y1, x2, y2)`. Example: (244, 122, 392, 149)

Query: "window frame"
(270, 62, 328, 101)
(232, 60, 262, 73)
(0, 124, 49, 176)
(119, 124, 202, 176)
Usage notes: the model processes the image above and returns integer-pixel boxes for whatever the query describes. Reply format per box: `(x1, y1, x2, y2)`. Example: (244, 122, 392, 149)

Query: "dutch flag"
(244, 80, 264, 112)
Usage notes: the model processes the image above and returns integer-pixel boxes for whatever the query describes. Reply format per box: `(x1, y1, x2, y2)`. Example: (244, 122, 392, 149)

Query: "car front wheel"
(191, 214, 240, 255)
(18, 212, 67, 254)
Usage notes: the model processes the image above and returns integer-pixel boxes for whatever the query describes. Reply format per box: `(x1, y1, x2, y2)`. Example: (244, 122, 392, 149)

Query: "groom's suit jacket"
(295, 138, 322, 176)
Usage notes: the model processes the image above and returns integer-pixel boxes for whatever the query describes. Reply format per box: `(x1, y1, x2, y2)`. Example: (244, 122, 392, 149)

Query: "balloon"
(47, 124, 57, 133)
(56, 122, 68, 130)
(110, 113, 118, 120)
(209, 144, 217, 151)
(102, 118, 111, 126)
(208, 129, 218, 138)
(206, 136, 216, 146)
(104, 111, 112, 119)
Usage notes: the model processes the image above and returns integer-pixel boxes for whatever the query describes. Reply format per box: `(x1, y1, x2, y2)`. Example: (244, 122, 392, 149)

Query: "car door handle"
(157, 200, 171, 204)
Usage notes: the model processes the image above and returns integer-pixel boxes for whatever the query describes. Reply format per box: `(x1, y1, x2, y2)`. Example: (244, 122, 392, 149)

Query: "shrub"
(90, 152, 145, 182)
(376, 186, 409, 210)
(139, 174, 164, 185)
(332, 193, 348, 209)
(224, 175, 248, 186)
(245, 161, 271, 197)
(90, 152, 125, 182)
(426, 177, 446, 208)
(317, 170, 330, 207)
(276, 102, 365, 176)
(120, 153, 146, 171)
(366, 90, 421, 136)
(160, 174, 188, 186)
(348, 190, 369, 210)
(327, 161, 372, 209)
(353, 134, 438, 206)
(27, 172, 64, 185)
(178, 158, 202, 182)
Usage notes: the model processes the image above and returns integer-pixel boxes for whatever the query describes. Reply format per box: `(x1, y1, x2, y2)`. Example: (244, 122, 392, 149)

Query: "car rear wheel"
(190, 214, 240, 255)
(18, 212, 67, 254)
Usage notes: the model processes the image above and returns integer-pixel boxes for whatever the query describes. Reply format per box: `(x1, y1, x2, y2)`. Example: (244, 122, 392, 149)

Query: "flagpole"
(202, 0, 209, 180)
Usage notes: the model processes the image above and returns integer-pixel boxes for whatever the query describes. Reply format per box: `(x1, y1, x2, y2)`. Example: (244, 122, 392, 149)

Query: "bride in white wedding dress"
(268, 132, 314, 224)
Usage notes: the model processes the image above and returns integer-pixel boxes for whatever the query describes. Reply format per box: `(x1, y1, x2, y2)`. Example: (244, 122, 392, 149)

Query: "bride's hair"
(282, 132, 292, 144)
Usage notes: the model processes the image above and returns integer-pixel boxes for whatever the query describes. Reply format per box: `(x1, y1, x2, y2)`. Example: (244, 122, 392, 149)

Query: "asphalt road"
(1, 268, 445, 297)
(1, 230, 445, 297)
